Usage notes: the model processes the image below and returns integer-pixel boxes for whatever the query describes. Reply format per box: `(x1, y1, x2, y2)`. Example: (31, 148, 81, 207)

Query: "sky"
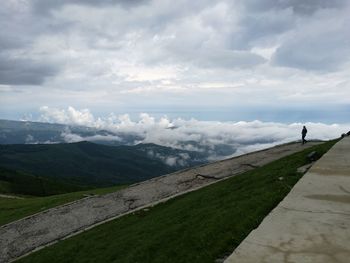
(1, 0, 350, 123)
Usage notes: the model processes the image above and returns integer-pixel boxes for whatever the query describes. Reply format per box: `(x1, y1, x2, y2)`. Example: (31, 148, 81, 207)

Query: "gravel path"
(0, 142, 320, 263)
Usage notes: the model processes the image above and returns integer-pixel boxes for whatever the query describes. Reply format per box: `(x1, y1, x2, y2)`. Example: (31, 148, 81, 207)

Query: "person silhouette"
(302, 126, 307, 145)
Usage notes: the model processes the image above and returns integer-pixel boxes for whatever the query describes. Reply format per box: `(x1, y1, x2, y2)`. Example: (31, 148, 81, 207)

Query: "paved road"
(225, 137, 350, 263)
(0, 141, 320, 263)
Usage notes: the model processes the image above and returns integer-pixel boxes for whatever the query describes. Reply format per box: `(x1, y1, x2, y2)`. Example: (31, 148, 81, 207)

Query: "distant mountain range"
(0, 119, 238, 159)
(0, 119, 237, 192)
(0, 141, 207, 188)
(0, 119, 135, 145)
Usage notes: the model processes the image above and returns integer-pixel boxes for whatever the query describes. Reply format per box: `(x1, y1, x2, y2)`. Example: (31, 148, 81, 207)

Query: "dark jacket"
(302, 127, 307, 136)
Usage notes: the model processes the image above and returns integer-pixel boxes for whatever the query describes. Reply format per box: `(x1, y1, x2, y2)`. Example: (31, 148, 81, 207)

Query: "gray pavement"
(225, 137, 350, 263)
(0, 141, 319, 263)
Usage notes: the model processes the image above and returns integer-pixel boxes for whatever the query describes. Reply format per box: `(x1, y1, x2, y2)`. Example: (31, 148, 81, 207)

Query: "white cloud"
(164, 157, 178, 166)
(61, 129, 122, 143)
(25, 134, 34, 143)
(39, 106, 96, 126)
(40, 106, 349, 160)
(145, 149, 189, 167)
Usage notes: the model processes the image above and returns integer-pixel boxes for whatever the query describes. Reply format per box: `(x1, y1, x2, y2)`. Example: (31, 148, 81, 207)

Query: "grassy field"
(0, 166, 89, 197)
(15, 140, 338, 263)
(0, 185, 126, 226)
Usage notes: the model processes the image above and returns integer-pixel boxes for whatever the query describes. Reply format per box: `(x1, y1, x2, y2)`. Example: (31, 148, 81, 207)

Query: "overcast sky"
(1, 0, 350, 123)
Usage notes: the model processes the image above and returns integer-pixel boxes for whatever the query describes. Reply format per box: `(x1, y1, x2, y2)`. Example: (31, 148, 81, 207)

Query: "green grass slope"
(16, 140, 337, 263)
(0, 142, 179, 187)
(0, 185, 126, 226)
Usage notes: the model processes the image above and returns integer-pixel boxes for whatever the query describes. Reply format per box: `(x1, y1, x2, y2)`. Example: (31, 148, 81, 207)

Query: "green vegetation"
(0, 142, 180, 187)
(0, 167, 87, 196)
(0, 185, 126, 226)
(16, 140, 337, 263)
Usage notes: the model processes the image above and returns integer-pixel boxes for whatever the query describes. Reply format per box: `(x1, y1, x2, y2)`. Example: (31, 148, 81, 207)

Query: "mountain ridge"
(0, 141, 206, 187)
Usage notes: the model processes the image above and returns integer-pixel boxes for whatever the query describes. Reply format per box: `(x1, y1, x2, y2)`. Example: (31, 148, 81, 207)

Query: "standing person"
(302, 126, 307, 145)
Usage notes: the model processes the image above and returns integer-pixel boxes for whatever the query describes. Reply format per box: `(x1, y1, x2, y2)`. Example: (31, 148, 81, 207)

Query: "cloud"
(0, 2, 62, 86)
(61, 129, 122, 143)
(272, 8, 350, 71)
(1, 0, 350, 124)
(0, 55, 59, 85)
(146, 150, 189, 167)
(240, 0, 347, 15)
(39, 106, 349, 160)
(39, 106, 96, 126)
(164, 156, 179, 166)
(233, 0, 350, 71)
(195, 49, 266, 69)
(231, 8, 295, 49)
(31, 0, 148, 14)
(0, 34, 26, 50)
(25, 134, 35, 143)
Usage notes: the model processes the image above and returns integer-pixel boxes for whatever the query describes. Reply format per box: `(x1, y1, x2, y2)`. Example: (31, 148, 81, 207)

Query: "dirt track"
(0, 142, 320, 263)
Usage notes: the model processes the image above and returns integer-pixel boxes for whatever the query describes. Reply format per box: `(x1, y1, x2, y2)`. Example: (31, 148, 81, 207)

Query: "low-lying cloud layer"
(39, 106, 349, 159)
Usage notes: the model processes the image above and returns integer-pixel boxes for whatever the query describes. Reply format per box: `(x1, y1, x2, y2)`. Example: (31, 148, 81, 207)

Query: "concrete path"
(225, 137, 350, 263)
(0, 142, 319, 263)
